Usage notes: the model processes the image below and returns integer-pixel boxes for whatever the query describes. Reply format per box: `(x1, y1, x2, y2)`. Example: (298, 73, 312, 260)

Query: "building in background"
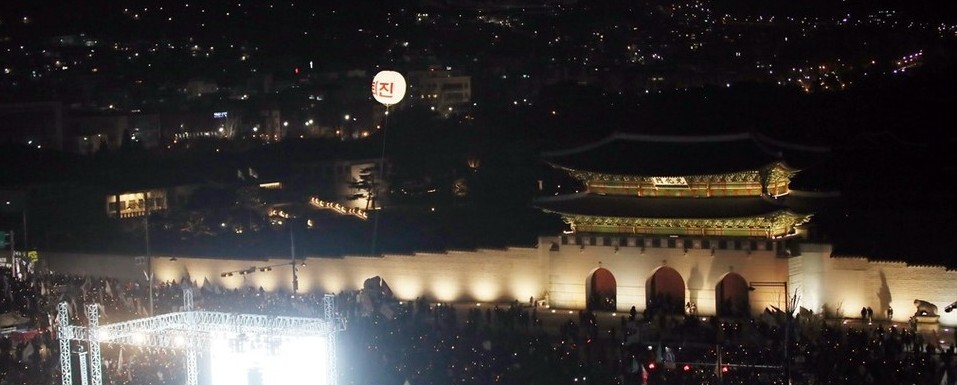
(0, 102, 64, 151)
(105, 189, 168, 219)
(408, 69, 472, 118)
(40, 133, 957, 328)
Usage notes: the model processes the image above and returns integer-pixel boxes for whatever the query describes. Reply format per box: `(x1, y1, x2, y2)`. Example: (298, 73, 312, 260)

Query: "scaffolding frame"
(56, 290, 344, 385)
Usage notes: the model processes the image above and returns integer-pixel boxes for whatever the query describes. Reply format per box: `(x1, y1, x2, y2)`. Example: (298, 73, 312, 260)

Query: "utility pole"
(144, 192, 153, 316)
(291, 228, 298, 296)
(9, 230, 15, 278)
(21, 208, 27, 251)
(785, 281, 792, 385)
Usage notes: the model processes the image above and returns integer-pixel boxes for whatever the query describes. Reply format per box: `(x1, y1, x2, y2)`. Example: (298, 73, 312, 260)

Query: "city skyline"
(4, 3, 957, 385)
(0, 0, 955, 266)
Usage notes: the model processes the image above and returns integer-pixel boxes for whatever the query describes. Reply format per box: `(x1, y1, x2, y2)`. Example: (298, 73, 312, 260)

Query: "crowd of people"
(2, 266, 957, 384)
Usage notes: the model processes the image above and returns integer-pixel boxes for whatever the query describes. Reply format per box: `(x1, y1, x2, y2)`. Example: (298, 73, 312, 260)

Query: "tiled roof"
(542, 132, 828, 176)
(534, 193, 800, 219)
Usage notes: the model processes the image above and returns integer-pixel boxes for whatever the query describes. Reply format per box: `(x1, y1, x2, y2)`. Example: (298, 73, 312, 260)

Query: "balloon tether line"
(370, 105, 390, 256)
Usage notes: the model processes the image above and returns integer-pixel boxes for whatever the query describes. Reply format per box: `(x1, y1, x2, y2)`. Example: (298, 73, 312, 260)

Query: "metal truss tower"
(84, 304, 102, 385)
(56, 289, 344, 385)
(324, 294, 346, 385)
(183, 288, 198, 385)
(57, 301, 72, 385)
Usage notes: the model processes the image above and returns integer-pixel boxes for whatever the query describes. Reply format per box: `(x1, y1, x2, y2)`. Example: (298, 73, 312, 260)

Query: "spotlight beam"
(55, 293, 344, 385)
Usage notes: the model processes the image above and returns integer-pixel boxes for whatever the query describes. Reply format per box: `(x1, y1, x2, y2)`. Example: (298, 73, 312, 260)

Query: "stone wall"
(38, 237, 957, 325)
(42, 247, 545, 305)
(813, 254, 957, 325)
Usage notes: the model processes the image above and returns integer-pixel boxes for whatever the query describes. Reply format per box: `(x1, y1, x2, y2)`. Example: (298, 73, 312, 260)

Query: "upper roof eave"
(533, 193, 808, 219)
(541, 132, 822, 176)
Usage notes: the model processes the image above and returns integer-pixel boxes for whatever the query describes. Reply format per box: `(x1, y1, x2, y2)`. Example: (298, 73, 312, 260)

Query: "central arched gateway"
(586, 267, 617, 311)
(646, 266, 685, 315)
(715, 273, 749, 317)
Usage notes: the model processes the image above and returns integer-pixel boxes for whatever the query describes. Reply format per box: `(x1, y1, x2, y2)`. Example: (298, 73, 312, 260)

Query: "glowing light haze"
(210, 333, 328, 385)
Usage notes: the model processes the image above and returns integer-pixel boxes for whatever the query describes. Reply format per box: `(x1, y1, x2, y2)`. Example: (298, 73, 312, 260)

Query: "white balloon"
(371, 70, 407, 106)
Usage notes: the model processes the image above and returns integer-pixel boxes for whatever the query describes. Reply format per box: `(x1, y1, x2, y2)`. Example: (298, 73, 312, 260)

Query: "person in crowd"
(2, 267, 954, 385)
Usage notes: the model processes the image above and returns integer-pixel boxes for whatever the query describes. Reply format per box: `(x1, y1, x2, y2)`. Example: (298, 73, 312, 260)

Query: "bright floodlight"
(131, 332, 146, 345)
(56, 292, 342, 385)
(210, 333, 328, 385)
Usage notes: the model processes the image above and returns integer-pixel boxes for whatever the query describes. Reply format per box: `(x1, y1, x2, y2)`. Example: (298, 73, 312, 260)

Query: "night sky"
(0, 1, 956, 265)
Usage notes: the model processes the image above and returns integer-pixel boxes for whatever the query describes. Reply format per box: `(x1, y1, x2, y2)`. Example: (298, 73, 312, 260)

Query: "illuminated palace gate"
(56, 289, 343, 385)
(716, 273, 750, 317)
(647, 267, 686, 314)
(587, 267, 617, 311)
(586, 267, 752, 316)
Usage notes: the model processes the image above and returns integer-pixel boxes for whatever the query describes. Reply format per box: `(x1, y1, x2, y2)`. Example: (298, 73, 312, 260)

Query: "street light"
(220, 260, 304, 292)
(748, 281, 789, 310)
(748, 281, 791, 385)
(221, 229, 302, 295)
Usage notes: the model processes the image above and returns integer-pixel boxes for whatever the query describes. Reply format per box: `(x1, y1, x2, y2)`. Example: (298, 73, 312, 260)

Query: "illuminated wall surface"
(41, 237, 957, 325)
(210, 333, 328, 385)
